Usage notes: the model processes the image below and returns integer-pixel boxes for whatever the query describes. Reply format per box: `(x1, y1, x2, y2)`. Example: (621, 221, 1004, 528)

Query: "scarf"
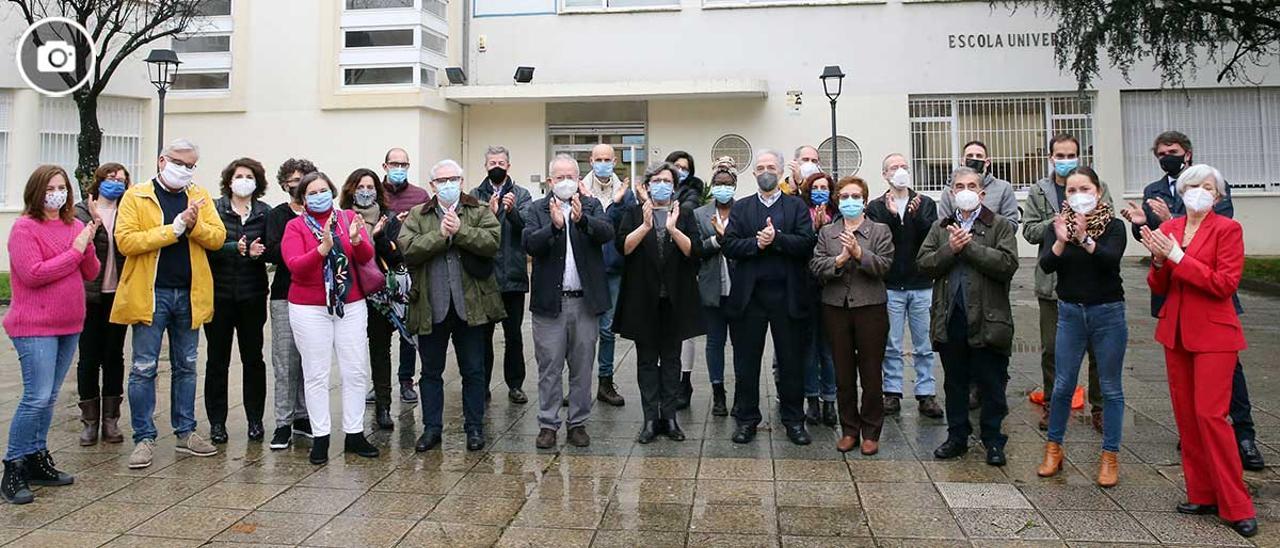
(1065, 199, 1114, 241)
(349, 203, 415, 346)
(303, 211, 350, 317)
(352, 202, 381, 230)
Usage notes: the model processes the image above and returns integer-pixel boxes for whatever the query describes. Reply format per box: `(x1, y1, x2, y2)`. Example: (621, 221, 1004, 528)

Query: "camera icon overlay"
(15, 17, 97, 97)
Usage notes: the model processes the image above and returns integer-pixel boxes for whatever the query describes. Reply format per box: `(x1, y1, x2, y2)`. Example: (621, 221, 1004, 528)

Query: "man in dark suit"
(522, 154, 615, 450)
(1121, 130, 1263, 471)
(721, 149, 818, 445)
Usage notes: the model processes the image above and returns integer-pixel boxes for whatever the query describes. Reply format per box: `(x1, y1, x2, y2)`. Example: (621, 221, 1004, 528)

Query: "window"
(1122, 88, 1280, 193)
(908, 94, 1095, 193)
(172, 72, 231, 91)
(172, 34, 230, 54)
(817, 136, 862, 177)
(171, 3, 234, 95)
(423, 0, 448, 19)
(0, 91, 10, 205)
(563, 0, 678, 9)
(711, 134, 752, 174)
(346, 0, 414, 9)
(345, 66, 414, 86)
(344, 29, 414, 48)
(420, 66, 438, 87)
(421, 28, 447, 55)
(39, 97, 143, 198)
(341, 1, 447, 89)
(194, 0, 232, 16)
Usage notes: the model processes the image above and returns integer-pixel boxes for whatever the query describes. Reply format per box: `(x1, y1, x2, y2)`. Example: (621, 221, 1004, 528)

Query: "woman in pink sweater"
(281, 172, 378, 465)
(2, 166, 100, 504)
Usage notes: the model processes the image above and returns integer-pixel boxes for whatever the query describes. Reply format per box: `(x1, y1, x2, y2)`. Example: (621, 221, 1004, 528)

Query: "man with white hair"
(112, 138, 226, 468)
(522, 154, 614, 449)
(399, 159, 505, 453)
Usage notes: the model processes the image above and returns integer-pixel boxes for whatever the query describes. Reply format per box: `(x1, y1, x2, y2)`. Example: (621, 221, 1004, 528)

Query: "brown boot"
(1097, 450, 1119, 487)
(100, 396, 125, 444)
(1037, 442, 1064, 477)
(78, 399, 100, 446)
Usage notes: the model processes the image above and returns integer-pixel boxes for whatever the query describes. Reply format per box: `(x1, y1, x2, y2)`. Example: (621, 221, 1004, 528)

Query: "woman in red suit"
(1140, 163, 1256, 538)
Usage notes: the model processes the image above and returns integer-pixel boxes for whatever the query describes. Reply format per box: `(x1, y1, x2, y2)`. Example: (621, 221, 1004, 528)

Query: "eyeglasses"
(167, 157, 197, 169)
(648, 178, 674, 184)
(386, 162, 411, 169)
(432, 177, 462, 185)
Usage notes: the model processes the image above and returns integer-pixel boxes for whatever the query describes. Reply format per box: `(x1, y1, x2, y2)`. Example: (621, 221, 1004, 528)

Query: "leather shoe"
(636, 421, 658, 444)
(1240, 439, 1266, 471)
(664, 419, 685, 441)
(785, 424, 811, 446)
(918, 396, 944, 419)
(1176, 502, 1219, 515)
(731, 424, 757, 444)
(566, 426, 591, 447)
(535, 428, 556, 449)
(860, 439, 879, 456)
(508, 388, 528, 404)
(986, 445, 1007, 467)
(414, 429, 442, 452)
(836, 435, 858, 453)
(934, 439, 968, 459)
(247, 421, 265, 441)
(209, 424, 228, 444)
(883, 395, 901, 415)
(465, 432, 485, 451)
(375, 405, 394, 430)
(1231, 517, 1259, 538)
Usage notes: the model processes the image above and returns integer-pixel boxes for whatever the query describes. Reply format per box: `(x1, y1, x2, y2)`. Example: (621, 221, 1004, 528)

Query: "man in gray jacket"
(939, 140, 1022, 225)
(470, 146, 532, 405)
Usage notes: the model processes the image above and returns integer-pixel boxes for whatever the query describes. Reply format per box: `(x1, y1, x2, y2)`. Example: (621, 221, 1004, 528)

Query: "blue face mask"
(437, 180, 461, 204)
(592, 161, 615, 179)
(649, 182, 674, 202)
(677, 169, 689, 182)
(839, 197, 865, 218)
(306, 190, 334, 213)
(1053, 158, 1079, 178)
(710, 185, 735, 204)
(810, 189, 830, 206)
(98, 179, 127, 200)
(387, 168, 408, 186)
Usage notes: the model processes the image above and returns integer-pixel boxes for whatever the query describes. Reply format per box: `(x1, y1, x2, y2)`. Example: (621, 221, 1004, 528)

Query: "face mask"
(756, 172, 779, 192)
(1067, 192, 1097, 215)
(437, 180, 461, 205)
(160, 161, 193, 190)
(799, 161, 821, 179)
(487, 166, 508, 184)
(44, 189, 68, 211)
(964, 158, 987, 174)
(890, 168, 912, 189)
(354, 188, 378, 207)
(810, 189, 830, 206)
(1160, 154, 1186, 178)
(98, 180, 126, 201)
(306, 189, 333, 213)
(677, 169, 689, 183)
(648, 182, 674, 202)
(553, 178, 577, 201)
(710, 185, 735, 204)
(1183, 187, 1214, 213)
(387, 168, 408, 186)
(231, 178, 256, 198)
(839, 197, 864, 218)
(953, 189, 981, 212)
(592, 161, 614, 179)
(1053, 158, 1079, 178)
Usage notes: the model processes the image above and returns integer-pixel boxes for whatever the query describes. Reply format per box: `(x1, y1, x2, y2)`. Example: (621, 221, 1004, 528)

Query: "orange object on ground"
(1028, 387, 1084, 409)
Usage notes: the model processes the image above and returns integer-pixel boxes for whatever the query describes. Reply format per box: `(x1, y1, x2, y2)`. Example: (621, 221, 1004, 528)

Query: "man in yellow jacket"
(111, 139, 225, 469)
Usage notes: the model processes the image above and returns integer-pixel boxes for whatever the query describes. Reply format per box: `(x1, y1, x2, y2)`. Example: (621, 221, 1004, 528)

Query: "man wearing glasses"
(380, 147, 429, 406)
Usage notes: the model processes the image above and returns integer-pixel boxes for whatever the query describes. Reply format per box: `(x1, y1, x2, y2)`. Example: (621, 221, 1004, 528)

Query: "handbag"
(343, 211, 387, 294)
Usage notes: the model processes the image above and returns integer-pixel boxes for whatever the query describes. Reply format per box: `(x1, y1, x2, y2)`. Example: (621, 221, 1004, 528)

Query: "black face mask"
(1159, 154, 1186, 178)
(964, 158, 987, 174)
(488, 167, 508, 184)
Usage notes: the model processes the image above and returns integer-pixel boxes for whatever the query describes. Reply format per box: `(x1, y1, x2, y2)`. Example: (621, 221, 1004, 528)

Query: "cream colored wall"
(462, 103, 546, 196)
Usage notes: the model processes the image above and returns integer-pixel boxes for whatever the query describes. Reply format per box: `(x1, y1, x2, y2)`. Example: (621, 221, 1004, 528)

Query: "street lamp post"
(144, 49, 181, 156)
(820, 65, 846, 178)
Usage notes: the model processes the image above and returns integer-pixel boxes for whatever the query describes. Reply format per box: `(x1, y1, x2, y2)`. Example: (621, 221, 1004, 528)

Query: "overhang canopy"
(442, 79, 769, 104)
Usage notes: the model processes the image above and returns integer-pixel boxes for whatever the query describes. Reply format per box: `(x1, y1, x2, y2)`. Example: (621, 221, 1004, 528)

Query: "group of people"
(0, 131, 1260, 536)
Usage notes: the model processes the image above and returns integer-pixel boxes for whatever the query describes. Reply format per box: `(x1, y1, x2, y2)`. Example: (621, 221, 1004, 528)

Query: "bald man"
(584, 143, 631, 407)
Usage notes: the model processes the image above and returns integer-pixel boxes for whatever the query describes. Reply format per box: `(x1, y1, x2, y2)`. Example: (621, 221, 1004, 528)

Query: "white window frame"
(560, 0, 681, 14)
(171, 5, 234, 97)
(39, 97, 143, 199)
(0, 91, 11, 206)
(343, 27, 417, 49)
(171, 70, 233, 92)
(343, 0, 447, 21)
(340, 1, 447, 90)
(702, 0, 881, 10)
(341, 64, 441, 88)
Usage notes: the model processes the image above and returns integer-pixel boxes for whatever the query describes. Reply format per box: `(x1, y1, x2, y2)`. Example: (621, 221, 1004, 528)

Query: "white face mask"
(230, 178, 256, 198)
(160, 161, 194, 190)
(44, 189, 68, 211)
(799, 161, 821, 179)
(552, 178, 577, 201)
(953, 189, 981, 212)
(1183, 187, 1215, 213)
(1067, 192, 1098, 215)
(890, 168, 912, 189)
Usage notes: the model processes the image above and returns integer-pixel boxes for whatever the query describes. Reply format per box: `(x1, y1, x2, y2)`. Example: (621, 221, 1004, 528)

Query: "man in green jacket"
(918, 167, 1020, 468)
(398, 159, 505, 454)
(1022, 133, 1112, 431)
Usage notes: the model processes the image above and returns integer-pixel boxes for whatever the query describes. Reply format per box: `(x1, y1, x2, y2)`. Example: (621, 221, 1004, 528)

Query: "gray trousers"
(533, 296, 599, 430)
(269, 300, 309, 428)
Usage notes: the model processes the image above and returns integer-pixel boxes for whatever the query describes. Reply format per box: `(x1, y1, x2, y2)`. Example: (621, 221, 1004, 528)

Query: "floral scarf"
(1064, 199, 1115, 241)
(303, 211, 350, 317)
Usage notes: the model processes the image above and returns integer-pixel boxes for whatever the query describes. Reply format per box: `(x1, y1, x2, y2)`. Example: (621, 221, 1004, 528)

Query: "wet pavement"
(0, 258, 1278, 546)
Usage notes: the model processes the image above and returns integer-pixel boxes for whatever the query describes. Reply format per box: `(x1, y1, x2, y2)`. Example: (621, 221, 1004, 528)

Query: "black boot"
(636, 421, 658, 444)
(675, 372, 693, 410)
(805, 397, 821, 425)
(711, 383, 728, 417)
(821, 401, 837, 427)
(375, 405, 395, 431)
(344, 433, 380, 458)
(665, 419, 685, 442)
(1, 459, 33, 504)
(26, 450, 73, 486)
(309, 435, 330, 465)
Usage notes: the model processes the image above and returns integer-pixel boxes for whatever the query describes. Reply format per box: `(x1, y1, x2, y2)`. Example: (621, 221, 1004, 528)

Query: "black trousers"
(483, 291, 527, 391)
(367, 302, 394, 408)
(203, 297, 268, 425)
(636, 299, 682, 422)
(77, 293, 128, 400)
(1231, 360, 1255, 443)
(730, 283, 805, 427)
(939, 307, 1009, 449)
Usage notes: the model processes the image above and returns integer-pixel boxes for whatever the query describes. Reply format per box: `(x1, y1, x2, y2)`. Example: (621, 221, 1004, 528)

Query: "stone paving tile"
(847, 459, 930, 483)
(857, 481, 947, 509)
(697, 457, 774, 480)
(510, 497, 608, 529)
(301, 516, 414, 548)
(0, 495, 86, 528)
(1018, 484, 1121, 511)
(340, 491, 440, 521)
(599, 501, 692, 531)
(182, 481, 289, 510)
(864, 506, 965, 539)
(689, 503, 778, 535)
(611, 477, 695, 504)
(370, 469, 465, 494)
(694, 479, 775, 506)
(425, 494, 525, 526)
(44, 500, 168, 534)
(953, 508, 1060, 540)
(258, 486, 363, 515)
(776, 505, 869, 537)
(528, 474, 617, 501)
(495, 526, 595, 547)
(774, 480, 860, 507)
(937, 481, 1035, 509)
(2, 529, 117, 548)
(104, 476, 217, 505)
(685, 532, 779, 548)
(619, 455, 699, 479)
(1129, 511, 1254, 546)
(1100, 483, 1186, 513)
(450, 471, 535, 499)
(101, 534, 205, 547)
(773, 459, 852, 482)
(590, 529, 686, 547)
(127, 504, 248, 540)
(397, 521, 503, 547)
(1040, 509, 1157, 543)
(212, 510, 332, 545)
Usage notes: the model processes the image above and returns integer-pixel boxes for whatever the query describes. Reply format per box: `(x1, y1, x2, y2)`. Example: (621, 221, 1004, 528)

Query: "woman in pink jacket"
(2, 166, 100, 504)
(281, 172, 378, 465)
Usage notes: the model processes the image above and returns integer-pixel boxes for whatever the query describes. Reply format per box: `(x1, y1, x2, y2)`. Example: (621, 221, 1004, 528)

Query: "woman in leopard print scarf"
(1064, 198, 1114, 242)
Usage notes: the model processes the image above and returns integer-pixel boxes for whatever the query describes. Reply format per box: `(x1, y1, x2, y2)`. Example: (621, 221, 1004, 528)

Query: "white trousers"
(288, 301, 370, 437)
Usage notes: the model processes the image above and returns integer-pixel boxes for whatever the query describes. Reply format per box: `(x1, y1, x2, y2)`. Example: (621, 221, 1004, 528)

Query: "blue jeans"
(804, 318, 837, 401)
(7, 335, 78, 460)
(596, 272, 622, 378)
(703, 302, 730, 385)
(1047, 300, 1127, 452)
(418, 309, 486, 434)
(883, 288, 937, 397)
(128, 287, 200, 443)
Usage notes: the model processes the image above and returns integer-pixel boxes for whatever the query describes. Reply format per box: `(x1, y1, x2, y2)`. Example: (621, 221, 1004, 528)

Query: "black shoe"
(1, 459, 33, 505)
(1176, 502, 1219, 515)
(597, 377, 625, 407)
(269, 425, 292, 450)
(247, 421, 265, 441)
(711, 384, 728, 417)
(675, 373, 693, 410)
(805, 397, 821, 425)
(26, 450, 73, 486)
(785, 424, 812, 446)
(986, 445, 1007, 467)
(664, 419, 685, 442)
(934, 439, 968, 459)
(375, 405, 395, 431)
(884, 395, 902, 415)
(1231, 518, 1259, 538)
(731, 424, 757, 444)
(309, 435, 330, 465)
(466, 431, 485, 452)
(292, 418, 314, 439)
(508, 388, 528, 404)
(567, 426, 591, 447)
(415, 429, 442, 452)
(400, 381, 419, 404)
(1240, 439, 1266, 471)
(821, 401, 837, 427)
(636, 421, 658, 444)
(344, 433, 379, 458)
(485, 390, 492, 403)
(209, 424, 228, 445)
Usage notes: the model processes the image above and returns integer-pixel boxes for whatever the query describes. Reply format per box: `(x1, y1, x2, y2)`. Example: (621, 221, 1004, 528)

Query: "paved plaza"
(0, 259, 1278, 547)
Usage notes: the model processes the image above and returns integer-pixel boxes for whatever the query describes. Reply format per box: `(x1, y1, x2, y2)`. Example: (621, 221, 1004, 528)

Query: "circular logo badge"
(15, 17, 98, 97)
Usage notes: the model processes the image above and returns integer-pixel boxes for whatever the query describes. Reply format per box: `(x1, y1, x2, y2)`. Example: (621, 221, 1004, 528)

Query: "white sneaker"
(128, 439, 155, 469)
